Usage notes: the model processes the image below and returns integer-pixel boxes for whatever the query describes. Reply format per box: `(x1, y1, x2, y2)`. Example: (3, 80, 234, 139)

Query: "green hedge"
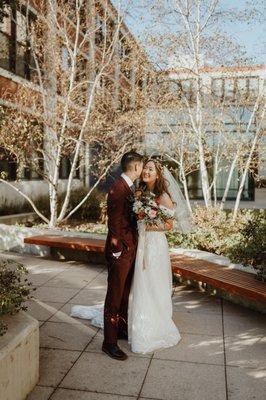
(167, 207, 266, 281)
(0, 259, 34, 336)
(64, 188, 106, 222)
(0, 187, 106, 222)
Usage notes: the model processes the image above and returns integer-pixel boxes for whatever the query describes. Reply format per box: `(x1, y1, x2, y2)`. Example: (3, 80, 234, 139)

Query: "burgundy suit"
(103, 176, 138, 345)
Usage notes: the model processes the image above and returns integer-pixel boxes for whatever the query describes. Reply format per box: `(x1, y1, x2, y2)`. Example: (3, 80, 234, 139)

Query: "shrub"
(0, 187, 106, 223)
(167, 207, 266, 280)
(0, 259, 34, 336)
(228, 211, 266, 281)
(63, 188, 106, 222)
(0, 199, 33, 216)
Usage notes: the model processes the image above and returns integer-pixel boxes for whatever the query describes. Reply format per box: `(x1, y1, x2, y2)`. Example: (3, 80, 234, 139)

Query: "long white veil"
(163, 167, 194, 234)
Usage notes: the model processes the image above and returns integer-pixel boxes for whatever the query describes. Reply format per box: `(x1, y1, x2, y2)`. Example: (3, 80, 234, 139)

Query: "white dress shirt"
(121, 173, 134, 188)
(112, 173, 134, 258)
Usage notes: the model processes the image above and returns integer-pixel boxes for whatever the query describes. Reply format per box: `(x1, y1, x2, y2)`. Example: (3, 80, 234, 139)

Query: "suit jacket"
(105, 176, 138, 257)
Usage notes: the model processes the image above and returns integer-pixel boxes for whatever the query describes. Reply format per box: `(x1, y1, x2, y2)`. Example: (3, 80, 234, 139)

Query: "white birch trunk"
(233, 110, 265, 220)
(220, 152, 239, 210)
(44, 0, 59, 227)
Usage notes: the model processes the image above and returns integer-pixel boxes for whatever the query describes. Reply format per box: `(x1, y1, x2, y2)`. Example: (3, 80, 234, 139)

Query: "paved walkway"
(2, 252, 266, 400)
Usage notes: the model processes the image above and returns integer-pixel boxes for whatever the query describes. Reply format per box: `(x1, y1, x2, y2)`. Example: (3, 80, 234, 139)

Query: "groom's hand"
(111, 238, 123, 258)
(111, 238, 122, 258)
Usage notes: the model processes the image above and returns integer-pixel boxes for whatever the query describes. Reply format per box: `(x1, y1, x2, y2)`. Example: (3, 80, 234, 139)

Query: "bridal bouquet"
(133, 191, 174, 226)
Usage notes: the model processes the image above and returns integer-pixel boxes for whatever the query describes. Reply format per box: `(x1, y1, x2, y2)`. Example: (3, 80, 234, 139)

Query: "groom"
(102, 151, 143, 361)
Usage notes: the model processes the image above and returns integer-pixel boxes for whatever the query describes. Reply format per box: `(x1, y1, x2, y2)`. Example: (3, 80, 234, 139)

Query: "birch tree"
(138, 0, 264, 208)
(0, 0, 146, 226)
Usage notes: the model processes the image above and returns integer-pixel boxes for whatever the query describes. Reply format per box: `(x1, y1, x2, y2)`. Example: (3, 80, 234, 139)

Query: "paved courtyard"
(3, 252, 266, 400)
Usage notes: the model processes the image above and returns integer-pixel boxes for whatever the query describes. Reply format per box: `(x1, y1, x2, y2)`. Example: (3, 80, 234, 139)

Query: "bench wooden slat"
(171, 255, 266, 303)
(24, 235, 105, 253)
(23, 235, 265, 305)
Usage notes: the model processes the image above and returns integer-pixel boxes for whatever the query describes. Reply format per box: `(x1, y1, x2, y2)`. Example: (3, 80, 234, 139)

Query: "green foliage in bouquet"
(0, 259, 34, 336)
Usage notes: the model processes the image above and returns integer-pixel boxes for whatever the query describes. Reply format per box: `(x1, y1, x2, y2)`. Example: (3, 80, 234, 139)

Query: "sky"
(112, 0, 266, 66)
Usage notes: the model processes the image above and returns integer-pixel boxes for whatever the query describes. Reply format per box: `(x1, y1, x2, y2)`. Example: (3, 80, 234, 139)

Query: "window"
(95, 14, 103, 46)
(16, 9, 28, 77)
(168, 80, 179, 93)
(178, 79, 196, 101)
(59, 157, 71, 179)
(0, 148, 17, 181)
(0, 6, 14, 71)
(224, 78, 235, 99)
(59, 156, 80, 179)
(212, 78, 223, 98)
(212, 76, 260, 102)
(0, 4, 36, 80)
(248, 77, 259, 97)
(236, 78, 247, 94)
(21, 153, 44, 180)
(61, 47, 71, 71)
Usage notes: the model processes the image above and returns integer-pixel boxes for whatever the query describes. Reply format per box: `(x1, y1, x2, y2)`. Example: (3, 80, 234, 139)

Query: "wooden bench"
(24, 235, 265, 310)
(171, 254, 266, 309)
(24, 235, 106, 262)
(24, 235, 105, 252)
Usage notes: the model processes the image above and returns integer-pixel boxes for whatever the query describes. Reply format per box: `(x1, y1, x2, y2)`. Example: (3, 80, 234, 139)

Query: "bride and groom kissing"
(71, 151, 192, 360)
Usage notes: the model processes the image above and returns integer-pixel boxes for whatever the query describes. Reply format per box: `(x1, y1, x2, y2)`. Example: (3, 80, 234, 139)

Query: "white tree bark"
(220, 151, 239, 210)
(233, 104, 266, 221)
(44, 0, 59, 228)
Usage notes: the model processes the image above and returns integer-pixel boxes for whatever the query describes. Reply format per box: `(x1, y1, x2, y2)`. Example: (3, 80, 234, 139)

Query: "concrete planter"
(0, 213, 36, 226)
(0, 312, 39, 400)
(0, 223, 106, 256)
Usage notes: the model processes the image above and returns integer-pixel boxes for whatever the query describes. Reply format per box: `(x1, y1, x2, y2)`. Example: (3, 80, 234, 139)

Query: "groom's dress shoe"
(102, 343, 128, 361)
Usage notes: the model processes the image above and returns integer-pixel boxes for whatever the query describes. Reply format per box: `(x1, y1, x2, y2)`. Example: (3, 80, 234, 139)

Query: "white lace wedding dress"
(71, 213, 181, 354)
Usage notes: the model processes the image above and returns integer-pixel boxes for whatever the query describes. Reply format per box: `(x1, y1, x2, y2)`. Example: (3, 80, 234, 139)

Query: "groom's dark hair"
(121, 151, 143, 172)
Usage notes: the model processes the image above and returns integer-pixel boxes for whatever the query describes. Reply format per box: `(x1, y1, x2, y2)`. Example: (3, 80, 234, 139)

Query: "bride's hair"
(140, 158, 172, 199)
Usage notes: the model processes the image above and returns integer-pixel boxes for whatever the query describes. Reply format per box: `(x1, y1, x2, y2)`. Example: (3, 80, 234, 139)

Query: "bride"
(71, 158, 193, 354)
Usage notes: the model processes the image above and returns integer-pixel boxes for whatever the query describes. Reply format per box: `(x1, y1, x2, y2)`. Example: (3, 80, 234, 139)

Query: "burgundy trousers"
(103, 246, 137, 345)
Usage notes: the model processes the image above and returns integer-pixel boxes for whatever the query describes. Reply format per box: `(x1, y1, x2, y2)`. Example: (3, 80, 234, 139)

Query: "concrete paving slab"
(59, 352, 150, 396)
(34, 286, 80, 303)
(173, 310, 223, 336)
(25, 300, 64, 322)
(50, 388, 136, 400)
(172, 293, 222, 314)
(70, 288, 106, 306)
(27, 272, 59, 287)
(49, 303, 97, 325)
(222, 299, 260, 316)
(86, 273, 108, 290)
(40, 321, 96, 351)
(3, 251, 265, 400)
(225, 335, 266, 369)
(43, 273, 96, 289)
(141, 359, 226, 400)
(38, 348, 80, 387)
(223, 313, 266, 337)
(27, 385, 54, 400)
(227, 365, 266, 400)
(153, 333, 224, 365)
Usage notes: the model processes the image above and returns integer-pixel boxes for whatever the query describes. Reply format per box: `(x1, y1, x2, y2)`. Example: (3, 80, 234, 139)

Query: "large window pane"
(212, 78, 223, 97)
(0, 10, 12, 71)
(224, 78, 235, 99)
(0, 31, 10, 69)
(16, 10, 27, 44)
